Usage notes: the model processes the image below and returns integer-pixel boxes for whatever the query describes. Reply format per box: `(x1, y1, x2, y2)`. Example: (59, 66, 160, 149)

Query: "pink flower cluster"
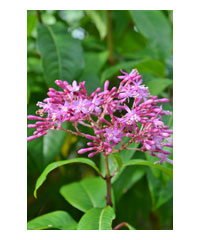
(27, 69, 173, 164)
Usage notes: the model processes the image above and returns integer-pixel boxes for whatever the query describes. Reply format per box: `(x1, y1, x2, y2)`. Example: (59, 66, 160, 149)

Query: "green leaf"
(130, 10, 172, 59)
(27, 210, 77, 230)
(60, 177, 107, 212)
(83, 51, 108, 75)
(34, 158, 101, 198)
(79, 51, 108, 94)
(111, 153, 123, 171)
(43, 123, 68, 165)
(37, 23, 84, 88)
(116, 29, 146, 55)
(135, 59, 165, 78)
(146, 78, 172, 96)
(27, 57, 43, 74)
(77, 207, 115, 230)
(147, 169, 173, 210)
(86, 10, 107, 39)
(118, 138, 139, 163)
(123, 159, 173, 178)
(113, 166, 146, 203)
(101, 59, 145, 84)
(154, 181, 173, 210)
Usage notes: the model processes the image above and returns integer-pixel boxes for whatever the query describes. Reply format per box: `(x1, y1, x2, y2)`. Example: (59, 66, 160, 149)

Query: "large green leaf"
(37, 23, 84, 87)
(130, 10, 172, 59)
(85, 10, 107, 39)
(123, 159, 173, 178)
(83, 51, 108, 75)
(77, 207, 115, 230)
(27, 210, 77, 230)
(60, 177, 107, 212)
(34, 158, 101, 198)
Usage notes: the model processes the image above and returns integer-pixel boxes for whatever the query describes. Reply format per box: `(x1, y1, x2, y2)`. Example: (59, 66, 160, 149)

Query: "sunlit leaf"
(27, 14, 37, 37)
(77, 206, 115, 230)
(27, 211, 77, 230)
(86, 10, 107, 40)
(111, 153, 123, 171)
(60, 177, 107, 212)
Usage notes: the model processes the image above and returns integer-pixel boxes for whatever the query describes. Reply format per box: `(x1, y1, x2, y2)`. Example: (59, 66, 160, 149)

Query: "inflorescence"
(27, 69, 173, 164)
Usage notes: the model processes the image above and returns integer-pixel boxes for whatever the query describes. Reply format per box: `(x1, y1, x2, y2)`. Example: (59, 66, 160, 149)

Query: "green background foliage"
(27, 10, 173, 230)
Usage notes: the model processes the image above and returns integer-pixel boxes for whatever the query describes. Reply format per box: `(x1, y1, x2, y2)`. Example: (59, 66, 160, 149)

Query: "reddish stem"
(113, 222, 129, 230)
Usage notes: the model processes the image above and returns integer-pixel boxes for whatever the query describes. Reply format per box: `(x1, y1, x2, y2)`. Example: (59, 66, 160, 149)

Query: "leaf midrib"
(80, 182, 97, 208)
(98, 208, 106, 230)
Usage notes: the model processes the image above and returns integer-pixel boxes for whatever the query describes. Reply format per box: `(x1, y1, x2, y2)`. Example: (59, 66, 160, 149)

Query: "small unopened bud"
(78, 147, 95, 154)
(104, 80, 110, 91)
(155, 98, 169, 103)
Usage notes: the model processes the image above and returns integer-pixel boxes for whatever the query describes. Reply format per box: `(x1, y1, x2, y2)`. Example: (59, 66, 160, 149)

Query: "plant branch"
(36, 10, 43, 24)
(106, 10, 115, 65)
(104, 154, 113, 207)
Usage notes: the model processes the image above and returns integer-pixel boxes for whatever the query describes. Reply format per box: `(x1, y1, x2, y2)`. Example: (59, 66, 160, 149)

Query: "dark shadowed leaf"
(43, 123, 68, 165)
(147, 169, 173, 210)
(113, 166, 146, 203)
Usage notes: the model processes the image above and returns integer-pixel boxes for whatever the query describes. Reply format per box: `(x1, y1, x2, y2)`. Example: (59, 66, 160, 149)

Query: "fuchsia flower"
(27, 69, 173, 164)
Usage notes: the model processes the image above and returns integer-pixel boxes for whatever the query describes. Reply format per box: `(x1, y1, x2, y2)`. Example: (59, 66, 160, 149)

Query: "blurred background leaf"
(130, 10, 172, 60)
(37, 23, 85, 87)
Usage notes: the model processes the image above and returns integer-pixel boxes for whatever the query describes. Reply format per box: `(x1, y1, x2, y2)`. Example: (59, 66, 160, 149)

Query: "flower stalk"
(103, 154, 113, 207)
